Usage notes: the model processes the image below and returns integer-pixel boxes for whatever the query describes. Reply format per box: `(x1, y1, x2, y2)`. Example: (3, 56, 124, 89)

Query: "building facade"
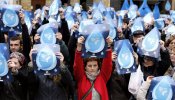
(8, 0, 175, 11)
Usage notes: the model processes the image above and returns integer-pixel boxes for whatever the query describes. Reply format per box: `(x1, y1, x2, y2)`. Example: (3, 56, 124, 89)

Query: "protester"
(74, 36, 113, 100)
(28, 50, 73, 100)
(1, 0, 175, 100)
(0, 52, 27, 100)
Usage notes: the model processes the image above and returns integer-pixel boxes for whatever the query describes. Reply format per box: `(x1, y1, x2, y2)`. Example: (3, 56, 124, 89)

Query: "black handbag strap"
(82, 82, 94, 100)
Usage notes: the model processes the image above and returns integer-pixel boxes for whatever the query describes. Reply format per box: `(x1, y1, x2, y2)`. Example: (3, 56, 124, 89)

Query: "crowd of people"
(0, 0, 175, 100)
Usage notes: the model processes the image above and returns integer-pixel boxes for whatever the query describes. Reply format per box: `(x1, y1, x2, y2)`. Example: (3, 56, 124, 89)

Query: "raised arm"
(19, 11, 32, 63)
(58, 8, 70, 46)
(100, 37, 113, 82)
(73, 36, 85, 82)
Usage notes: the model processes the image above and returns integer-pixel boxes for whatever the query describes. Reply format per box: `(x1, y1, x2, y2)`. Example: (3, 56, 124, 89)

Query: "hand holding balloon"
(71, 23, 79, 32)
(29, 48, 37, 61)
(112, 52, 117, 62)
(32, 18, 39, 27)
(55, 32, 62, 40)
(133, 51, 139, 65)
(106, 36, 113, 47)
(34, 34, 40, 43)
(77, 36, 85, 51)
(56, 52, 64, 61)
(19, 10, 25, 24)
(159, 40, 166, 51)
(59, 7, 65, 19)
(7, 60, 19, 74)
(135, 36, 144, 46)
(146, 76, 154, 83)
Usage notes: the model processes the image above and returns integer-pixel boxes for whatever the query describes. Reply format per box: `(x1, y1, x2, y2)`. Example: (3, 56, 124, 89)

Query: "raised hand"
(19, 10, 25, 24)
(77, 36, 85, 51)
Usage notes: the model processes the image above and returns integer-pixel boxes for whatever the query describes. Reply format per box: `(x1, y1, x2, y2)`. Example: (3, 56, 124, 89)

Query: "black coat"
(59, 18, 70, 46)
(0, 68, 28, 100)
(107, 72, 131, 100)
(21, 23, 32, 63)
(140, 49, 171, 80)
(28, 66, 73, 100)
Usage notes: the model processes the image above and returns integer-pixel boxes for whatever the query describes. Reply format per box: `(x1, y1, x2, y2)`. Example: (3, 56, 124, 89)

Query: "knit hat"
(10, 52, 25, 65)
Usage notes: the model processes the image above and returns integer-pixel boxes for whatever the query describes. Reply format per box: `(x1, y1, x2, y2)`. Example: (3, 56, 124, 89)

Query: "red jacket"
(74, 49, 112, 100)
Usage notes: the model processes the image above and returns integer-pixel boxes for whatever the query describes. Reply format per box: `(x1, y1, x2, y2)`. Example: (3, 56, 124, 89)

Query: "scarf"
(85, 70, 100, 81)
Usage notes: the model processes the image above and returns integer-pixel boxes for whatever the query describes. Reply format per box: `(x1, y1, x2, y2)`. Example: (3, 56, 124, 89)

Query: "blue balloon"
(153, 3, 160, 19)
(0, 0, 9, 4)
(117, 42, 134, 69)
(0, 53, 8, 77)
(81, 11, 88, 20)
(98, 1, 106, 13)
(121, 0, 129, 10)
(138, 0, 151, 17)
(104, 11, 112, 19)
(128, 5, 138, 20)
(109, 27, 117, 40)
(2, 9, 19, 27)
(49, 0, 61, 15)
(142, 27, 159, 52)
(131, 17, 144, 33)
(92, 9, 103, 23)
(36, 49, 57, 71)
(73, 3, 81, 13)
(65, 13, 75, 30)
(154, 18, 164, 29)
(66, 6, 73, 13)
(85, 31, 105, 53)
(118, 16, 123, 28)
(170, 11, 175, 23)
(79, 20, 94, 33)
(40, 27, 56, 44)
(92, 2, 98, 10)
(24, 11, 33, 34)
(104, 19, 117, 29)
(152, 77, 173, 100)
(165, 0, 171, 11)
(0, 43, 9, 60)
(130, 0, 134, 5)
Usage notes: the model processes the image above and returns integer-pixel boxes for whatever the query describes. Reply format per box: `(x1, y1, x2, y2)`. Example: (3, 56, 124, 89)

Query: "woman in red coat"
(74, 36, 113, 100)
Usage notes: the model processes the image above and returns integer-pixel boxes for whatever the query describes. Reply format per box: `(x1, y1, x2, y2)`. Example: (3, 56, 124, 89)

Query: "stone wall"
(15, 0, 51, 10)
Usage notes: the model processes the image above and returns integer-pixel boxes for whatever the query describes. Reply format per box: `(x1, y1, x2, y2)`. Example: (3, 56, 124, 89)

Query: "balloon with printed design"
(40, 27, 56, 44)
(142, 27, 160, 52)
(3, 9, 19, 27)
(152, 77, 173, 100)
(0, 53, 8, 77)
(85, 31, 105, 53)
(118, 41, 134, 69)
(36, 48, 57, 70)
(165, 0, 171, 11)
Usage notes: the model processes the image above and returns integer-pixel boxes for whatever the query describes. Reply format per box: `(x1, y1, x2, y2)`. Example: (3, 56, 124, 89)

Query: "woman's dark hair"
(141, 55, 158, 80)
(165, 35, 175, 47)
(84, 57, 101, 69)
